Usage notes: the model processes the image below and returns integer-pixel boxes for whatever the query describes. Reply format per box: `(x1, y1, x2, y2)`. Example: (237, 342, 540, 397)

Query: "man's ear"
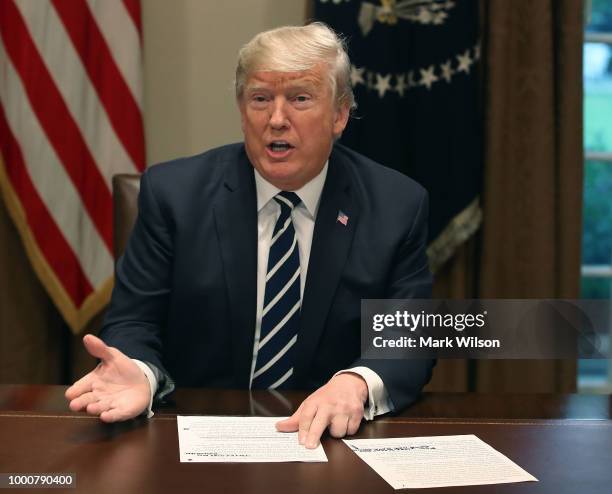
(237, 99, 246, 133)
(333, 102, 350, 138)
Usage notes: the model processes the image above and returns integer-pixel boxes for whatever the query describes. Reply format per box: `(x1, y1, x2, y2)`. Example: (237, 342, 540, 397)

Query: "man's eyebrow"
(244, 85, 269, 93)
(286, 83, 318, 92)
(283, 78, 320, 91)
(245, 79, 320, 93)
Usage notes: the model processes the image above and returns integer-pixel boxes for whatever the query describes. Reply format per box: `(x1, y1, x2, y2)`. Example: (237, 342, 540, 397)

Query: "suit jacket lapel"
(213, 149, 258, 388)
(294, 148, 359, 383)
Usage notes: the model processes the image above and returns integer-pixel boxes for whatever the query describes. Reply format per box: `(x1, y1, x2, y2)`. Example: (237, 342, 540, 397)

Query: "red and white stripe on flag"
(0, 0, 145, 333)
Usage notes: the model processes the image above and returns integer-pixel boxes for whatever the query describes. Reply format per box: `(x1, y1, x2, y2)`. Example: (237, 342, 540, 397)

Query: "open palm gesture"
(65, 334, 151, 422)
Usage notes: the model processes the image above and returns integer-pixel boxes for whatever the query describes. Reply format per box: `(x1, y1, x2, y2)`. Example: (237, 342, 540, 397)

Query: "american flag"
(337, 210, 349, 226)
(0, 0, 145, 333)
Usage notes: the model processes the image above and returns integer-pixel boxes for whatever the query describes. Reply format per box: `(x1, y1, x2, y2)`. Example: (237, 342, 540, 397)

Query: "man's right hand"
(65, 334, 151, 423)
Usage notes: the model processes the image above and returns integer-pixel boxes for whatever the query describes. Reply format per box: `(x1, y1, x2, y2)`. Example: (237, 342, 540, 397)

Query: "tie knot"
(275, 191, 301, 211)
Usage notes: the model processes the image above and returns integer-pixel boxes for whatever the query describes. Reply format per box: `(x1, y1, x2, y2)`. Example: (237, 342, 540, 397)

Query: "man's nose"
(269, 99, 289, 130)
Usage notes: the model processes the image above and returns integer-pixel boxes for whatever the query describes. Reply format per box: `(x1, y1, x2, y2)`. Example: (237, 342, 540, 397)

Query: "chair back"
(112, 174, 141, 260)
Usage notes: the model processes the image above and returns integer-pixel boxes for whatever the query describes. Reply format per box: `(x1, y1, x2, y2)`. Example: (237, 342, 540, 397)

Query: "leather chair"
(112, 174, 141, 260)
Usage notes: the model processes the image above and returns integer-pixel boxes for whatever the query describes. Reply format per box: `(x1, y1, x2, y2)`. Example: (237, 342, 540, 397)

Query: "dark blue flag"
(314, 0, 482, 272)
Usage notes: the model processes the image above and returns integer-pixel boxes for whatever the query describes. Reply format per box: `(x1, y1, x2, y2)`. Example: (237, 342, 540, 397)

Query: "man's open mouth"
(267, 141, 294, 152)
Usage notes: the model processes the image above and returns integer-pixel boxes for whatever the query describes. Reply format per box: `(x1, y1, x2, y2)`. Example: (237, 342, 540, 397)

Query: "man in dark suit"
(66, 22, 434, 448)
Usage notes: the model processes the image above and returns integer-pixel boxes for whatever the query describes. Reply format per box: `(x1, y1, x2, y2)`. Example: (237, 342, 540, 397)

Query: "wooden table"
(1, 386, 611, 493)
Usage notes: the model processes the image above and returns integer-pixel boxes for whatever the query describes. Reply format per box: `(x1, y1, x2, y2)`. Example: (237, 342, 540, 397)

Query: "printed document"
(343, 434, 537, 489)
(177, 416, 327, 463)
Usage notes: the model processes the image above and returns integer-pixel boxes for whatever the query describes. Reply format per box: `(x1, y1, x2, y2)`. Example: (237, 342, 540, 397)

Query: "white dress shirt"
(136, 161, 393, 420)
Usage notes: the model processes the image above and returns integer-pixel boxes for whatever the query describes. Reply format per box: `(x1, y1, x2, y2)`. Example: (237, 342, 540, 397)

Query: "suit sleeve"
(353, 188, 435, 411)
(100, 169, 173, 375)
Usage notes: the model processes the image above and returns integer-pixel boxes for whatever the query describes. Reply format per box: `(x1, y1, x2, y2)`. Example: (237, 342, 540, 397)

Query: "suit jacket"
(101, 142, 434, 411)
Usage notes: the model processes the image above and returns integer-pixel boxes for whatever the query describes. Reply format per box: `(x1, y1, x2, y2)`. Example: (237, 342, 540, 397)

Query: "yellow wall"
(142, 0, 307, 165)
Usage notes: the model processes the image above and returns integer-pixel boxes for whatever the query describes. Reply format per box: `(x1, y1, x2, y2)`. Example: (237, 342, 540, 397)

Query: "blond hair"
(235, 22, 355, 111)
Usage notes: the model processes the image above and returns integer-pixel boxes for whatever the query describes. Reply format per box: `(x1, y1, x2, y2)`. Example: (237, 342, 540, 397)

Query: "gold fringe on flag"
(0, 156, 113, 334)
(427, 196, 482, 273)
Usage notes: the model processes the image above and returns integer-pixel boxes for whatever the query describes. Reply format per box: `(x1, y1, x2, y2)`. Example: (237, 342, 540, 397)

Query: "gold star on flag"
(374, 73, 391, 98)
(419, 66, 438, 90)
(440, 60, 454, 83)
(456, 50, 473, 74)
(395, 74, 407, 97)
(350, 65, 365, 87)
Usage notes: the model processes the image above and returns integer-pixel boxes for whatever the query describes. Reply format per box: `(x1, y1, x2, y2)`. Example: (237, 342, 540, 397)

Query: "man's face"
(239, 64, 350, 191)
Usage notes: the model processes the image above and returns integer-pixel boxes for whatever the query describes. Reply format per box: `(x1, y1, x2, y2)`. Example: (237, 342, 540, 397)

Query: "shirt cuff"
(132, 359, 158, 418)
(335, 366, 394, 420)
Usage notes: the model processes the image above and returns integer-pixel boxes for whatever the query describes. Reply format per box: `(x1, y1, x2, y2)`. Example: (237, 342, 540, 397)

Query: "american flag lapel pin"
(336, 210, 349, 226)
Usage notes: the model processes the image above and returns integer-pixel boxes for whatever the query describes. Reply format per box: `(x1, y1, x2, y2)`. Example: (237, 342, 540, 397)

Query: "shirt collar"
(254, 161, 328, 219)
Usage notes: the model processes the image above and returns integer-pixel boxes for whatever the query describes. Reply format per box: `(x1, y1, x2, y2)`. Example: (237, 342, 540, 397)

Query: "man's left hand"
(275, 373, 368, 448)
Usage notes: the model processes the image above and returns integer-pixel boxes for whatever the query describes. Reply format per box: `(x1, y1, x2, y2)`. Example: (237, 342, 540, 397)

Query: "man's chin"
(258, 165, 304, 190)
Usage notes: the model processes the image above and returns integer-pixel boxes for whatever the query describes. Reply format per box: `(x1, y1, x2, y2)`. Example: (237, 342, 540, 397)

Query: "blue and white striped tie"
(252, 191, 301, 389)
